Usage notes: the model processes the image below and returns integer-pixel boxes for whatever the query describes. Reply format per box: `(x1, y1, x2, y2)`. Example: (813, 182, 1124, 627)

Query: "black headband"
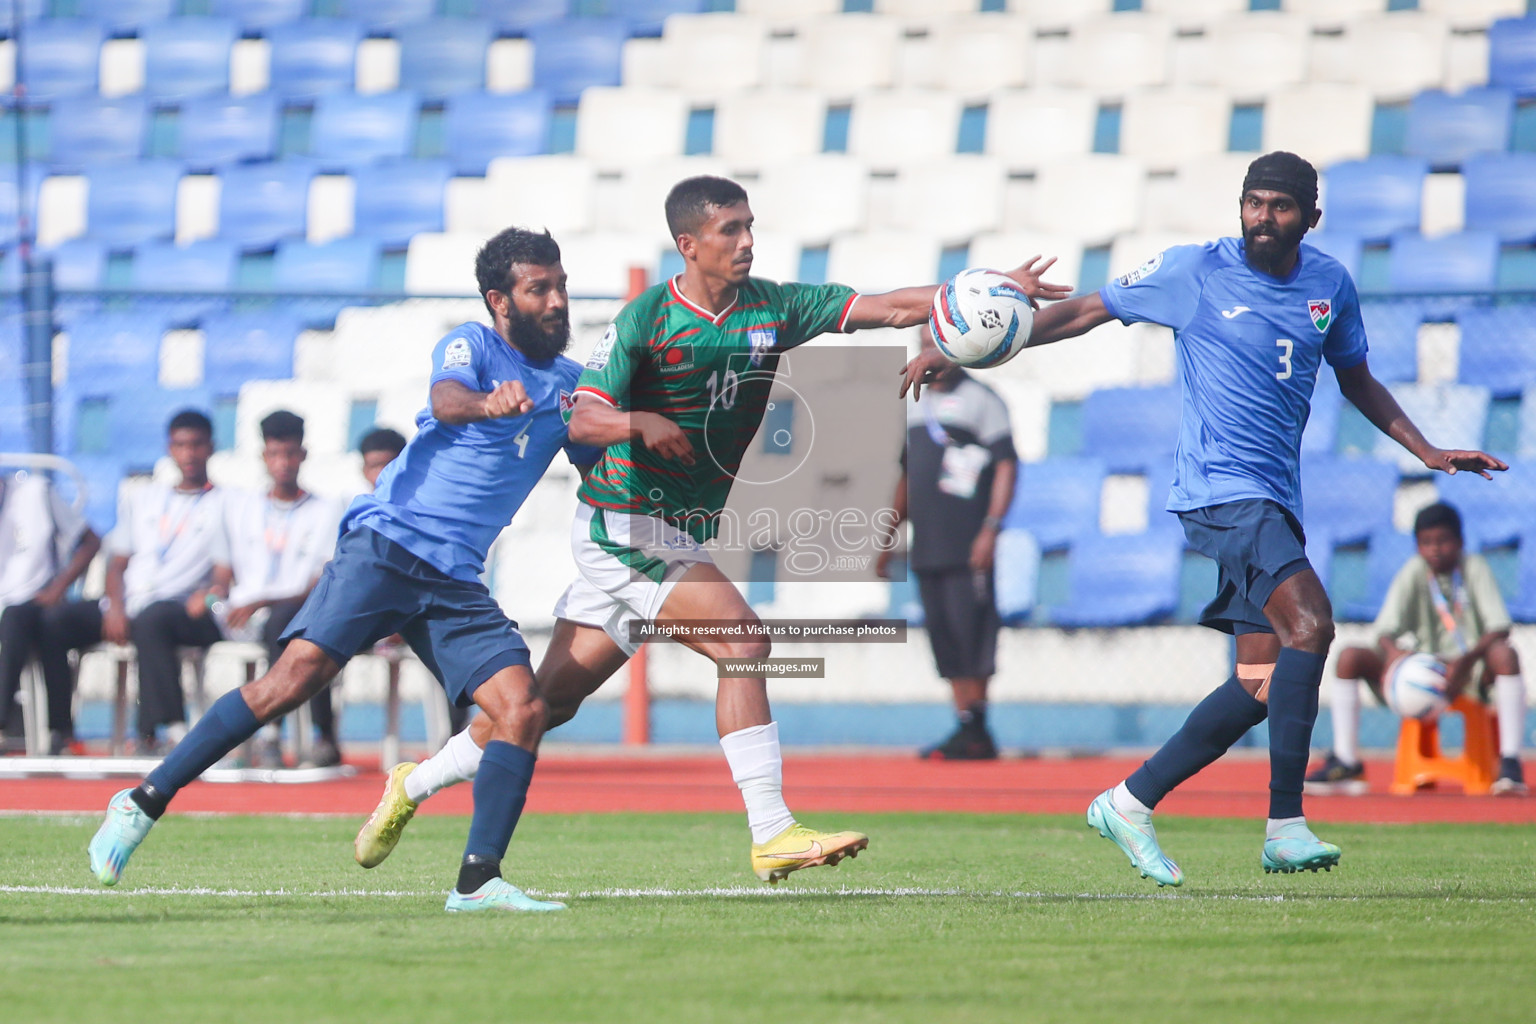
(1243, 151, 1318, 210)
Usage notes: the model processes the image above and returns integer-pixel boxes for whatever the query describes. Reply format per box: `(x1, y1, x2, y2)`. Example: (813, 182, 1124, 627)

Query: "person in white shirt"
(0, 466, 101, 753)
(38, 410, 227, 753)
(213, 411, 341, 765)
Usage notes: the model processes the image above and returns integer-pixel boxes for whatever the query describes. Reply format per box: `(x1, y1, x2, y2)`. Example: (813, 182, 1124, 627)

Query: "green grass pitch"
(2, 813, 1534, 1023)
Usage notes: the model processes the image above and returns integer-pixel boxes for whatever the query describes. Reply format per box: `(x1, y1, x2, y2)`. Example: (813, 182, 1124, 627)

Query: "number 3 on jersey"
(1275, 338, 1293, 381)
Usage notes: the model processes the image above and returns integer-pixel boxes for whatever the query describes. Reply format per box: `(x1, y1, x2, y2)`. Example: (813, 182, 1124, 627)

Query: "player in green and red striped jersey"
(356, 176, 1068, 883)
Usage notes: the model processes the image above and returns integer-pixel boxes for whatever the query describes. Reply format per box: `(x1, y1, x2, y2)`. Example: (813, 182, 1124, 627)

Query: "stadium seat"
(603, 157, 727, 237)
(1404, 88, 1515, 170)
(1302, 232, 1365, 285)
(1437, 460, 1534, 548)
(713, 90, 823, 168)
(41, 238, 108, 291)
(1456, 306, 1536, 396)
(309, 92, 419, 171)
(1338, 529, 1418, 622)
(1029, 156, 1144, 244)
(1300, 456, 1397, 544)
(85, 161, 180, 248)
(131, 239, 238, 321)
(968, 234, 1084, 304)
(574, 87, 688, 167)
(1135, 153, 1249, 238)
(23, 20, 102, 102)
(797, 15, 900, 97)
(1120, 89, 1229, 169)
(177, 93, 280, 170)
(352, 160, 452, 249)
(1374, 383, 1491, 474)
(209, 0, 307, 32)
(529, 20, 627, 105)
(1302, 368, 1342, 455)
(1079, 385, 1180, 475)
(847, 91, 961, 170)
(912, 14, 1032, 97)
(825, 232, 940, 294)
(142, 18, 237, 102)
(217, 161, 314, 249)
(636, 13, 767, 94)
(108, 385, 214, 471)
(78, 0, 175, 34)
(750, 157, 867, 242)
(882, 158, 1005, 244)
(1050, 533, 1184, 628)
(337, 0, 435, 32)
(268, 20, 363, 101)
(1507, 528, 1536, 623)
(735, 0, 837, 17)
(1324, 158, 1428, 244)
(1002, 457, 1106, 551)
(65, 311, 168, 389)
(443, 91, 551, 177)
(1462, 153, 1536, 244)
(1420, 0, 1527, 31)
(47, 97, 148, 171)
(480, 155, 596, 235)
(611, 0, 710, 37)
(201, 310, 301, 392)
(1061, 14, 1172, 96)
(1263, 84, 1373, 169)
(1388, 231, 1500, 295)
(1357, 301, 1424, 384)
(556, 232, 661, 298)
(477, 0, 574, 36)
(984, 91, 1096, 170)
(397, 19, 493, 100)
(1197, 13, 1309, 98)
(1321, 13, 1449, 100)
(1488, 16, 1536, 98)
(993, 527, 1040, 626)
(272, 237, 379, 294)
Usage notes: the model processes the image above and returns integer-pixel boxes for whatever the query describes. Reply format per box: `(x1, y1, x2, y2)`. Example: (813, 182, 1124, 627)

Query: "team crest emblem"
(1308, 299, 1332, 333)
(748, 328, 777, 367)
(558, 390, 575, 424)
(659, 343, 695, 373)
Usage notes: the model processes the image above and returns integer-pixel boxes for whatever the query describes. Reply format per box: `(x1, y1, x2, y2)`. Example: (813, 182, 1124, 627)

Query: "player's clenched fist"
(482, 379, 534, 419)
(636, 412, 695, 465)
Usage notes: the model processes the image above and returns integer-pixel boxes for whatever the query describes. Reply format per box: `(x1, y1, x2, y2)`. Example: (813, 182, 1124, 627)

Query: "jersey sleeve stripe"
(836, 293, 860, 333)
(574, 386, 617, 406)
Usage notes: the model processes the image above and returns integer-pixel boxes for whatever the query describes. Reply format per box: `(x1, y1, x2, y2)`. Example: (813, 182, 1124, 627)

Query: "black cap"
(1243, 151, 1318, 210)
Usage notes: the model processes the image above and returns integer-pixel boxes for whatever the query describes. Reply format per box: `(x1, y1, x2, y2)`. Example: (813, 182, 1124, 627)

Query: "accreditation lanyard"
(1426, 566, 1470, 655)
(156, 485, 212, 565)
(263, 493, 310, 587)
(919, 394, 953, 448)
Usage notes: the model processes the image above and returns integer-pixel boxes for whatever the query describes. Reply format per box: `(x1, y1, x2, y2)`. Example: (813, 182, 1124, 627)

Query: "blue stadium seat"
(1338, 529, 1417, 622)
(202, 311, 301, 391)
(1323, 158, 1427, 243)
(69, 454, 128, 534)
(142, 18, 238, 102)
(993, 527, 1039, 625)
(177, 93, 280, 169)
(309, 92, 419, 170)
(1456, 306, 1536, 396)
(1050, 533, 1184, 628)
(352, 160, 452, 248)
(398, 20, 493, 100)
(1507, 530, 1536, 623)
(1463, 153, 1536, 244)
(1488, 16, 1536, 98)
(79, 0, 176, 35)
(1388, 231, 1500, 295)
(338, 0, 436, 32)
(477, 0, 570, 36)
(0, 0, 45, 31)
(1302, 232, 1363, 283)
(530, 20, 628, 105)
(444, 90, 551, 175)
(1437, 460, 1534, 548)
(1001, 457, 1106, 551)
(64, 312, 168, 390)
(48, 96, 148, 170)
(131, 240, 239, 321)
(1303, 366, 1343, 454)
(85, 160, 181, 248)
(1404, 88, 1514, 169)
(268, 20, 363, 101)
(1305, 528, 1334, 591)
(1300, 456, 1397, 544)
(21, 20, 102, 102)
(108, 386, 214, 472)
(1079, 385, 1180, 474)
(210, 0, 308, 32)
(272, 237, 379, 293)
(218, 161, 314, 248)
(1140, 457, 1184, 537)
(42, 238, 108, 291)
(609, 0, 710, 37)
(1358, 301, 1423, 383)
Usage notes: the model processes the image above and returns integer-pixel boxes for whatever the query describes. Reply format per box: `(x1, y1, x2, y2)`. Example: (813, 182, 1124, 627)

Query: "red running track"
(2, 753, 1533, 825)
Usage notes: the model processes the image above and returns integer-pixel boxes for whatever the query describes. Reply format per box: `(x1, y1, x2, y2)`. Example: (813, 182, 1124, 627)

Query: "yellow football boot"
(750, 822, 869, 883)
(354, 762, 419, 868)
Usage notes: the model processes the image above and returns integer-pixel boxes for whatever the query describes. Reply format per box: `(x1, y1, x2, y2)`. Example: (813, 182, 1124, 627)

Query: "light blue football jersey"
(344, 322, 602, 582)
(1099, 238, 1369, 519)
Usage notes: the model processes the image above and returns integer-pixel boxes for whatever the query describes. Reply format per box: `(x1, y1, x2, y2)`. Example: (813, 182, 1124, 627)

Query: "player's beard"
(508, 308, 571, 362)
(1242, 217, 1307, 276)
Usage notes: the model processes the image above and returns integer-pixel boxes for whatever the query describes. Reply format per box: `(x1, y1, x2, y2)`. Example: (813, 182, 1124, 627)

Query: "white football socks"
(1494, 674, 1527, 759)
(1111, 781, 1152, 820)
(403, 727, 483, 804)
(1266, 815, 1307, 840)
(719, 721, 795, 843)
(1330, 677, 1362, 766)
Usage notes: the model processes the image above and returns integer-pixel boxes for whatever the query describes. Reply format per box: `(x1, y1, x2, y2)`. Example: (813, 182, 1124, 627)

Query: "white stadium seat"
(1312, 14, 1449, 100)
(982, 376, 1051, 462)
(714, 90, 825, 169)
(1445, 30, 1492, 95)
(796, 15, 901, 97)
(1011, 0, 1111, 31)
(921, 15, 1033, 98)
(1283, 0, 1395, 29)
(355, 37, 400, 95)
(986, 89, 1097, 169)
(826, 231, 940, 293)
(405, 233, 482, 296)
(481, 156, 596, 235)
(736, 0, 839, 20)
(1420, 0, 1527, 31)
(1109, 231, 1207, 281)
(752, 156, 869, 242)
(99, 38, 145, 98)
(1027, 155, 1146, 244)
(575, 87, 689, 168)
(235, 380, 350, 457)
(176, 173, 221, 244)
(230, 38, 269, 96)
(968, 232, 1085, 301)
(648, 14, 768, 95)
(1061, 14, 1173, 97)
(305, 174, 353, 244)
(1194, 13, 1310, 99)
(741, 230, 802, 284)
(1120, 89, 1230, 170)
(599, 158, 730, 238)
(486, 38, 531, 93)
(848, 90, 961, 169)
(1142, 0, 1248, 25)
(876, 0, 977, 15)
(557, 232, 660, 299)
(1420, 171, 1466, 239)
(37, 175, 87, 248)
(331, 303, 455, 391)
(882, 157, 1006, 243)
(1263, 84, 1374, 170)
(1140, 153, 1255, 238)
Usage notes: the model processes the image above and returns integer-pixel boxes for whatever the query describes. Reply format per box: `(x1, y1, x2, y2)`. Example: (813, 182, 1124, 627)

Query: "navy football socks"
(459, 740, 537, 891)
(1126, 674, 1268, 809)
(133, 689, 262, 818)
(1265, 647, 1327, 819)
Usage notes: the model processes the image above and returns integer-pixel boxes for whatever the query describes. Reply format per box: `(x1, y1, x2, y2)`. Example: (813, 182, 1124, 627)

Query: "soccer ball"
(929, 268, 1035, 368)
(1385, 652, 1451, 721)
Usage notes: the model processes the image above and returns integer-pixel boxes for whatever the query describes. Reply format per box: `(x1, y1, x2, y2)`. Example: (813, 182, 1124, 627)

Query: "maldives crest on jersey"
(558, 389, 576, 424)
(747, 328, 777, 367)
(1308, 299, 1332, 333)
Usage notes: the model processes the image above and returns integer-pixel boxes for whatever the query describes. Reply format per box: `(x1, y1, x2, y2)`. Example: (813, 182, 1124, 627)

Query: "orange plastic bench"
(1390, 694, 1499, 795)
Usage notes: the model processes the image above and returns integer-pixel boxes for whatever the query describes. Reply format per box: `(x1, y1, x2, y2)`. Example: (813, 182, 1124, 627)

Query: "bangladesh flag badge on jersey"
(558, 390, 576, 424)
(659, 343, 695, 373)
(1308, 299, 1332, 333)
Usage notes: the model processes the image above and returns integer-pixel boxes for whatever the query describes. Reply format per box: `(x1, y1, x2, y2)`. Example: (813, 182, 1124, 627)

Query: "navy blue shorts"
(281, 526, 530, 708)
(1177, 499, 1312, 636)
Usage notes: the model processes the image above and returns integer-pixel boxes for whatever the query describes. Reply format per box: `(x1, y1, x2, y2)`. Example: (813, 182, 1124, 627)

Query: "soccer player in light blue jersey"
(87, 227, 601, 913)
(904, 151, 1506, 884)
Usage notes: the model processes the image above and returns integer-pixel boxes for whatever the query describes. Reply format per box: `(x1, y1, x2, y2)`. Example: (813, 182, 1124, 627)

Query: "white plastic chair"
(575, 87, 689, 168)
(986, 89, 1097, 170)
(848, 90, 961, 169)
(1120, 88, 1230, 169)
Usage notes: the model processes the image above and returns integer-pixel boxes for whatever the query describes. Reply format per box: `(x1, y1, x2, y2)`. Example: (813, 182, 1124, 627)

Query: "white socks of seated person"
(401, 720, 799, 844)
(1495, 674, 1527, 759)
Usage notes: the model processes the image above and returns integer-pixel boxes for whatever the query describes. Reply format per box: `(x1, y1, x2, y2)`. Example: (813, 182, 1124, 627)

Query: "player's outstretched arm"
(1336, 361, 1507, 479)
(850, 256, 1072, 331)
(430, 379, 534, 425)
(568, 394, 695, 464)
